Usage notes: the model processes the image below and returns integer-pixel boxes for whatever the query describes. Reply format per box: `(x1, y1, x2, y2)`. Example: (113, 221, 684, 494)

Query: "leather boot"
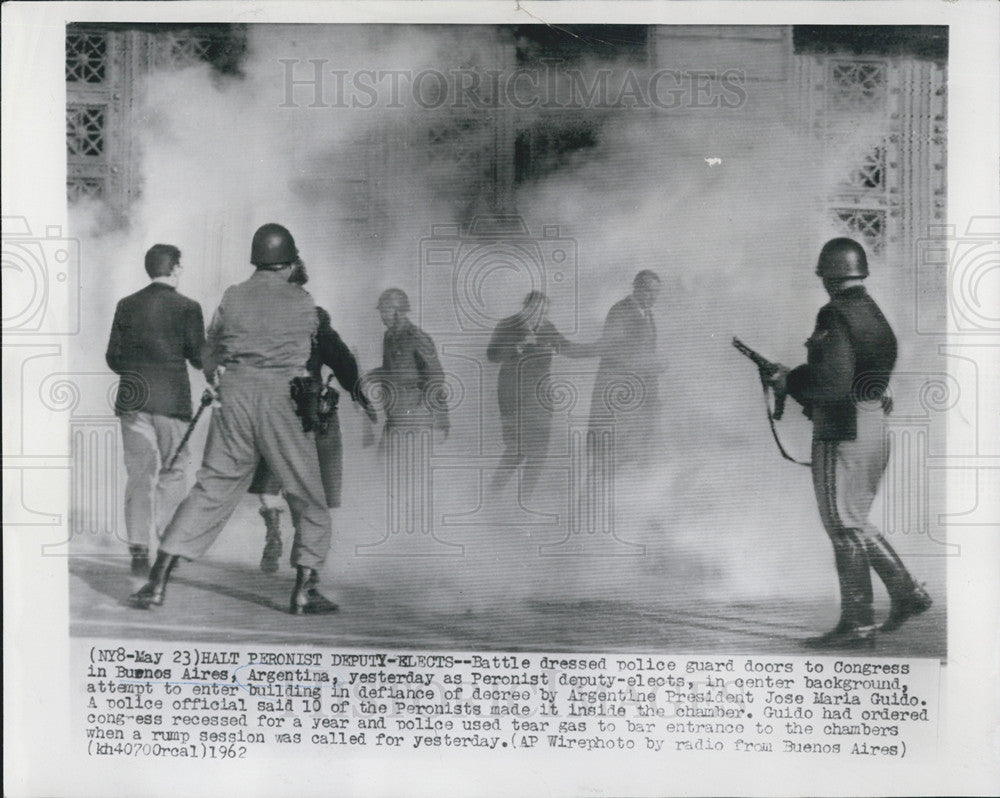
(129, 545, 150, 578)
(128, 551, 179, 609)
(804, 532, 876, 649)
(289, 566, 338, 615)
(259, 507, 283, 573)
(866, 537, 933, 632)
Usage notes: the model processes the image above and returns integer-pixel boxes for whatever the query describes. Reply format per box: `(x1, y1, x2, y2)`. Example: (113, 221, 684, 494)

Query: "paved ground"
(70, 528, 946, 659)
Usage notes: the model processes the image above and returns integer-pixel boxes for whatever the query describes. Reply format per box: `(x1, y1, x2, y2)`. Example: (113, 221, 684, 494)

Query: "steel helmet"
(816, 237, 869, 280)
(377, 288, 410, 312)
(251, 223, 298, 267)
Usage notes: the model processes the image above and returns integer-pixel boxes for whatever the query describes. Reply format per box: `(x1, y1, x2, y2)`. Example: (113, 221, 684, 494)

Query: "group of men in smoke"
(107, 223, 663, 617)
(108, 223, 931, 649)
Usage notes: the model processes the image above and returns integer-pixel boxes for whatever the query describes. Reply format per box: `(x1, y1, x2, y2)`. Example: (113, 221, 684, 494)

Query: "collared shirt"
(204, 269, 317, 373)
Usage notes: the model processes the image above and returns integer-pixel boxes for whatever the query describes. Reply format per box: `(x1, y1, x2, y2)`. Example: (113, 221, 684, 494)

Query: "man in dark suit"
(768, 238, 932, 648)
(488, 291, 595, 497)
(588, 270, 663, 468)
(106, 244, 206, 576)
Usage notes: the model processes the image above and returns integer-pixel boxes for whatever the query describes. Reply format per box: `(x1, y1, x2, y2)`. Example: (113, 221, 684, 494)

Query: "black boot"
(129, 545, 150, 578)
(881, 584, 933, 632)
(866, 536, 933, 632)
(289, 566, 338, 615)
(259, 507, 284, 574)
(128, 551, 179, 609)
(804, 532, 876, 649)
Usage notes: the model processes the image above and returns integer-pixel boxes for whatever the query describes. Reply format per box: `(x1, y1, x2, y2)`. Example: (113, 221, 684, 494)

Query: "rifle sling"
(762, 385, 811, 467)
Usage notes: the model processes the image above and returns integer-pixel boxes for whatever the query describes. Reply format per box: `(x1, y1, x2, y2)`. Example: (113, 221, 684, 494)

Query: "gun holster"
(290, 375, 322, 433)
(316, 382, 339, 436)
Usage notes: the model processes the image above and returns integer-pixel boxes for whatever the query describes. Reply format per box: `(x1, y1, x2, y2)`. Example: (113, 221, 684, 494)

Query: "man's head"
(250, 223, 298, 270)
(816, 237, 868, 296)
(377, 287, 410, 329)
(632, 270, 661, 310)
(145, 244, 182, 283)
(521, 290, 550, 328)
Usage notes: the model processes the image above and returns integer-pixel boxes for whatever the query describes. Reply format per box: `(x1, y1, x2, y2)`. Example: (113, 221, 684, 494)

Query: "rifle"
(732, 337, 785, 420)
(167, 388, 215, 470)
(732, 337, 810, 467)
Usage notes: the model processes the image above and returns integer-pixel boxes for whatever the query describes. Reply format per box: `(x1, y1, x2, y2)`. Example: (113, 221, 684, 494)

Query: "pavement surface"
(69, 512, 946, 659)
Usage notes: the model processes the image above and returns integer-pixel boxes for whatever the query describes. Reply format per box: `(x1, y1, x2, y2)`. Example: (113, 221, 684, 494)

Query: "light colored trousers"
(120, 412, 191, 548)
(159, 368, 331, 569)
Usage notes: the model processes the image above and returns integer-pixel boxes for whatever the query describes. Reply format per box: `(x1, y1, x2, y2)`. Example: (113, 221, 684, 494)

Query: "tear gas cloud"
(70, 25, 928, 612)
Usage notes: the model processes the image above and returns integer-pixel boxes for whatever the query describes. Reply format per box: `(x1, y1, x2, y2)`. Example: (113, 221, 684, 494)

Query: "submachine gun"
(732, 337, 809, 466)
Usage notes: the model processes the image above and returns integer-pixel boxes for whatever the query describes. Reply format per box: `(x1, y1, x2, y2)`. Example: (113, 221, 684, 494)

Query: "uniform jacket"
(202, 269, 317, 376)
(105, 282, 206, 420)
(787, 285, 897, 441)
(377, 318, 448, 429)
(309, 306, 372, 410)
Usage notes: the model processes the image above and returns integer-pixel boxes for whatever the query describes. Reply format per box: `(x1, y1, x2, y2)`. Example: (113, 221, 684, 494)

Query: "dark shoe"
(290, 566, 338, 615)
(129, 545, 150, 578)
(259, 507, 284, 574)
(803, 623, 876, 650)
(881, 585, 932, 632)
(128, 551, 179, 609)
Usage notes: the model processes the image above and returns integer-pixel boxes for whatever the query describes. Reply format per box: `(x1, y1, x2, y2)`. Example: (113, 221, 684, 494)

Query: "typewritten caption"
(77, 641, 939, 760)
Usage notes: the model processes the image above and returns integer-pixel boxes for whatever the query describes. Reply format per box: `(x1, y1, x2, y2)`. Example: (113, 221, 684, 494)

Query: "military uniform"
(786, 284, 929, 641)
(588, 294, 660, 466)
(250, 306, 372, 509)
(374, 318, 448, 435)
(157, 269, 331, 569)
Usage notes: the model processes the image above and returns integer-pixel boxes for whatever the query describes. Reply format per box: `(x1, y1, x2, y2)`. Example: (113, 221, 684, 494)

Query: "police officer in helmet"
(129, 223, 339, 615)
(768, 238, 932, 648)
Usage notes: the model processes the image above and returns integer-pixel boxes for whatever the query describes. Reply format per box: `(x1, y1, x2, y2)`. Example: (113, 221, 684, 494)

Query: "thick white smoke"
(71, 26, 938, 617)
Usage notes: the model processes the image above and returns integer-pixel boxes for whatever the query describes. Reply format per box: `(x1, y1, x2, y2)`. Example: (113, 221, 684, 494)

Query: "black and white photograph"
(3, 2, 999, 796)
(59, 19, 953, 654)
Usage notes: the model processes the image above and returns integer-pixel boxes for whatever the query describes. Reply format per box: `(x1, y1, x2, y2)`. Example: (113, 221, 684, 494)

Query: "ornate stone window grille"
(66, 30, 107, 83)
(828, 60, 887, 112)
(832, 208, 886, 254)
(66, 105, 106, 158)
(67, 178, 105, 202)
(844, 143, 886, 192)
(154, 32, 217, 69)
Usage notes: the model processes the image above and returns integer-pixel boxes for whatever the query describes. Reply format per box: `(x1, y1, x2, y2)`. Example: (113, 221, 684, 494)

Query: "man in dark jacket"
(768, 238, 932, 648)
(588, 270, 663, 468)
(488, 291, 595, 497)
(106, 244, 205, 577)
(250, 260, 375, 572)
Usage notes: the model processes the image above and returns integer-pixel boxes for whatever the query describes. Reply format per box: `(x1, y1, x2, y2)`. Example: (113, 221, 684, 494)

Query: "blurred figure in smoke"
(105, 244, 206, 578)
(766, 238, 932, 648)
(588, 270, 664, 468)
(366, 288, 449, 446)
(129, 224, 339, 615)
(487, 290, 597, 498)
(249, 258, 376, 573)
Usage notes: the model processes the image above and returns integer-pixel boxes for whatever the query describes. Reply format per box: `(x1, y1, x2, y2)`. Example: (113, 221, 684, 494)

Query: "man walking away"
(106, 244, 205, 577)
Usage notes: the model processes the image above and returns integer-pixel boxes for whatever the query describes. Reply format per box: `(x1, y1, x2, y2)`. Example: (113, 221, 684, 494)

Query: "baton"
(167, 389, 214, 470)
